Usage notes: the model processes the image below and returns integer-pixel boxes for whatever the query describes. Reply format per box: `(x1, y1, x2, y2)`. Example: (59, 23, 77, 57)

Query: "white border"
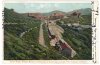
(4, 0, 91, 3)
(0, 0, 99, 64)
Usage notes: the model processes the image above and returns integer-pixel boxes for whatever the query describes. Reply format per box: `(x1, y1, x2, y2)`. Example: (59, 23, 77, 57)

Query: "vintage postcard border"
(2, 0, 99, 64)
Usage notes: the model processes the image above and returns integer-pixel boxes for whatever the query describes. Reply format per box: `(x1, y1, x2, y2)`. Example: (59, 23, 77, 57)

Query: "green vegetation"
(42, 24, 50, 47)
(62, 27, 92, 59)
(4, 8, 68, 60)
(79, 15, 91, 25)
(58, 15, 91, 25)
(57, 14, 92, 59)
(4, 8, 92, 60)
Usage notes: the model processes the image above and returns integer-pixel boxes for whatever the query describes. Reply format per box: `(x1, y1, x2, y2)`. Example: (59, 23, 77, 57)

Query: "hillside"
(55, 8, 92, 59)
(55, 8, 91, 25)
(43, 10, 66, 16)
(4, 7, 92, 60)
(56, 19, 92, 59)
(4, 8, 68, 60)
(66, 8, 91, 15)
(43, 8, 91, 16)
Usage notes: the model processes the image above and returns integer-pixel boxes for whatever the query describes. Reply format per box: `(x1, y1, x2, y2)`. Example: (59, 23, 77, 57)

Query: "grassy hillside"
(57, 15, 91, 25)
(4, 8, 68, 60)
(56, 14, 92, 59)
(62, 26, 92, 59)
(66, 8, 91, 15)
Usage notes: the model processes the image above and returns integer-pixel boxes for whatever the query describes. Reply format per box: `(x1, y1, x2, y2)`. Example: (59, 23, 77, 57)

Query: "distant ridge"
(43, 8, 91, 16)
(66, 8, 91, 15)
(21, 8, 91, 17)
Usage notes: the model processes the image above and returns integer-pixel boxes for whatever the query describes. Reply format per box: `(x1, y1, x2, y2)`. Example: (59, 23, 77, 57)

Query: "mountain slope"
(43, 10, 66, 16)
(43, 8, 91, 16)
(4, 8, 68, 60)
(66, 8, 91, 15)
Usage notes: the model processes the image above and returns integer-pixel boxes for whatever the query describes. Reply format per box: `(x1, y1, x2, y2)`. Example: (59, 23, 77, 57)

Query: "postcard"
(2, 0, 99, 64)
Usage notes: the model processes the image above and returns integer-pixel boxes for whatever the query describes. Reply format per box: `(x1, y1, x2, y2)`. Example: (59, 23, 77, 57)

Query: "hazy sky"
(5, 3, 91, 13)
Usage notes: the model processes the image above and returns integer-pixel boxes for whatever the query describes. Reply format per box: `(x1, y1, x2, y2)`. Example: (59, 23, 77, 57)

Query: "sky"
(4, 3, 91, 13)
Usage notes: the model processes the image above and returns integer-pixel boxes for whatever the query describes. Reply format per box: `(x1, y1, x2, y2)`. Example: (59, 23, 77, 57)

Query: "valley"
(4, 7, 92, 60)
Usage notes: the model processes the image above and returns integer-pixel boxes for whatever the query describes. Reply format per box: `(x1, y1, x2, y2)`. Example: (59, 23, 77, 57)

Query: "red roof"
(60, 43, 68, 49)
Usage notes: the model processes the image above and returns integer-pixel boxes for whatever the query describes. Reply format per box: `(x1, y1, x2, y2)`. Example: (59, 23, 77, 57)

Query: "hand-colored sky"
(5, 3, 91, 13)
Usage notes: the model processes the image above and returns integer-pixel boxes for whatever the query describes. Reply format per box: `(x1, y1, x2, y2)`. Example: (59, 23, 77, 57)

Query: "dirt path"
(39, 22, 46, 47)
